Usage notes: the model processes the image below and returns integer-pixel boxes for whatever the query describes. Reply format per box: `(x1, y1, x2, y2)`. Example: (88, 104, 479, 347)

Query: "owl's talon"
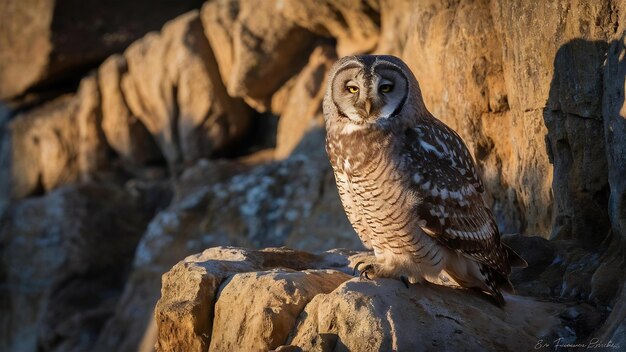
(400, 276, 410, 288)
(353, 261, 366, 276)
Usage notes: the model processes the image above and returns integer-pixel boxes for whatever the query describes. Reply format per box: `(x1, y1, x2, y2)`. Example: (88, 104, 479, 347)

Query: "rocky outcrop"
(0, 0, 206, 100)
(121, 11, 252, 166)
(1, 10, 252, 200)
(201, 0, 320, 112)
(154, 246, 585, 352)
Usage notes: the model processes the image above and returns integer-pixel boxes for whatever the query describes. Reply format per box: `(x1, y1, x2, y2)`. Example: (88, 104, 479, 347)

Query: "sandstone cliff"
(0, 0, 625, 351)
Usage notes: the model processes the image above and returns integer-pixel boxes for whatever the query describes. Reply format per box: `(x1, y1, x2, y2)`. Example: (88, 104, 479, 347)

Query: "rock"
(209, 270, 349, 351)
(122, 11, 252, 166)
(603, 27, 626, 242)
(153, 247, 353, 351)
(155, 246, 576, 352)
(599, 280, 626, 348)
(375, 0, 414, 56)
(544, 39, 610, 246)
(274, 45, 336, 159)
(0, 0, 206, 100)
(281, 0, 381, 56)
(76, 74, 110, 180)
(3, 2, 626, 352)
(6, 95, 80, 199)
(199, 0, 239, 94)
(0, 0, 53, 100)
(98, 55, 161, 165)
(201, 0, 319, 111)
(0, 103, 12, 215)
(0, 183, 154, 352)
(153, 247, 352, 352)
(490, 0, 616, 241)
(4, 74, 110, 199)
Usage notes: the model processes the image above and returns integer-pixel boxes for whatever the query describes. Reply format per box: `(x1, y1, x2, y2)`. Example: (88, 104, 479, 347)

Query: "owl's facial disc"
(332, 63, 408, 128)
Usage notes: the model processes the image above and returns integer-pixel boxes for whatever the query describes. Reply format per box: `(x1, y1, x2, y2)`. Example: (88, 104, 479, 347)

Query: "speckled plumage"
(323, 55, 526, 306)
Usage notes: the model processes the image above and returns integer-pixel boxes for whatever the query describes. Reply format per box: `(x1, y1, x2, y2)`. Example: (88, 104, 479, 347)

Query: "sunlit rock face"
(0, 0, 625, 351)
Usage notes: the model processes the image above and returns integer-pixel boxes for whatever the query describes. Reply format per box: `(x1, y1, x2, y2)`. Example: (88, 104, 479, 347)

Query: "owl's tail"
(478, 263, 510, 307)
(503, 244, 528, 268)
(443, 255, 510, 307)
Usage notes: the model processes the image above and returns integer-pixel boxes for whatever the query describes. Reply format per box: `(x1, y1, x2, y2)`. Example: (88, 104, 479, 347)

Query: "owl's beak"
(364, 99, 372, 115)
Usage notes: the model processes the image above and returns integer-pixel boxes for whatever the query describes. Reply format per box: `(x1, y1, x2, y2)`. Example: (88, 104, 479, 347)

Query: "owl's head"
(323, 55, 426, 134)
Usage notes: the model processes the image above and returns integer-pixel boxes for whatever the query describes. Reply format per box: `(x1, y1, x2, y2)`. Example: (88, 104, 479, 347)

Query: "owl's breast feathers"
(399, 119, 526, 277)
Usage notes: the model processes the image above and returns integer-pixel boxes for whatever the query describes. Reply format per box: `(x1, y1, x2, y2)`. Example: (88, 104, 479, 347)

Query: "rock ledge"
(155, 246, 574, 352)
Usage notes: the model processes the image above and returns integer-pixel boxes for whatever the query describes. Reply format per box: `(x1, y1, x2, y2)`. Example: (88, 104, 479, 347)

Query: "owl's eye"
(380, 84, 394, 93)
(346, 85, 359, 94)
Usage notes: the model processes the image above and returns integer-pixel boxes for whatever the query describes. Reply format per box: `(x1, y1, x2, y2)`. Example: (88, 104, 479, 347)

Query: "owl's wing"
(402, 123, 509, 275)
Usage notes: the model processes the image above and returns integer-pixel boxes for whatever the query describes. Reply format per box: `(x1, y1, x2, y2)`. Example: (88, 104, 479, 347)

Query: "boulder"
(155, 246, 579, 352)
(154, 247, 351, 351)
(201, 0, 319, 111)
(0, 0, 206, 100)
(6, 95, 80, 199)
(75, 74, 110, 180)
(4, 74, 110, 199)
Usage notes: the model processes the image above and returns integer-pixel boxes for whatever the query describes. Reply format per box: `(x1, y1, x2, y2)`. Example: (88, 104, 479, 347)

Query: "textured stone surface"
(0, 183, 153, 352)
(209, 270, 349, 351)
(201, 0, 319, 111)
(0, 0, 206, 100)
(603, 12, 626, 242)
(274, 45, 336, 159)
(122, 11, 252, 166)
(7, 95, 80, 198)
(5, 74, 112, 199)
(155, 246, 583, 352)
(98, 55, 161, 165)
(154, 247, 354, 352)
(281, 0, 381, 56)
(76, 74, 109, 180)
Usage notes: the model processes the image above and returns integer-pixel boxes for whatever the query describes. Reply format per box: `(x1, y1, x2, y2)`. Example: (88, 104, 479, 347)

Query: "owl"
(323, 55, 527, 306)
